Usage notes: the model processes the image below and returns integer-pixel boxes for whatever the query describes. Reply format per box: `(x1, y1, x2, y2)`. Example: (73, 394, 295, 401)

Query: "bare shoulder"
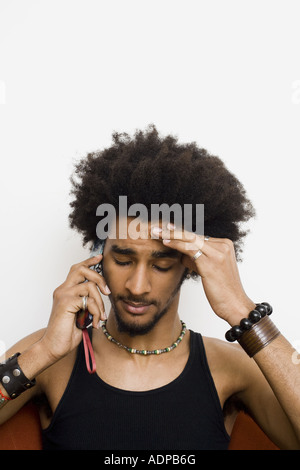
(202, 335, 258, 368)
(201, 335, 263, 404)
(202, 335, 249, 368)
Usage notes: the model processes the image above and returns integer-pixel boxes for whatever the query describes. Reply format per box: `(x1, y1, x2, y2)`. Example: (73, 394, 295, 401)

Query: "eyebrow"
(111, 244, 180, 259)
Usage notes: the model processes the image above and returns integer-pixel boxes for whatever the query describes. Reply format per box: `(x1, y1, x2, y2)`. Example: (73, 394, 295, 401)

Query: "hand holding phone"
(76, 240, 105, 329)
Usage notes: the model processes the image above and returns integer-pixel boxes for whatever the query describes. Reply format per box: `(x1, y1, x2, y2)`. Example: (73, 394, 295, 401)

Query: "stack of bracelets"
(225, 302, 280, 357)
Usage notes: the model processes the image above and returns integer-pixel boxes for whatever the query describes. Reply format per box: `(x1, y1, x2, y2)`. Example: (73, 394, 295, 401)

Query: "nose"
(124, 263, 151, 297)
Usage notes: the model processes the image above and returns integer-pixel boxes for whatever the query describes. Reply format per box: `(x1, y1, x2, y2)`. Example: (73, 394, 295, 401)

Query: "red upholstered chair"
(0, 403, 279, 450)
(228, 411, 279, 450)
(0, 402, 43, 450)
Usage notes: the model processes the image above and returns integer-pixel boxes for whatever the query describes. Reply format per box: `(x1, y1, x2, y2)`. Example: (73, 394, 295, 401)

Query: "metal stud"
(13, 368, 21, 377)
(2, 375, 10, 384)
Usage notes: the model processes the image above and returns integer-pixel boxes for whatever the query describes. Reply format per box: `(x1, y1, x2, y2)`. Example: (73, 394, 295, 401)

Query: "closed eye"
(113, 258, 172, 272)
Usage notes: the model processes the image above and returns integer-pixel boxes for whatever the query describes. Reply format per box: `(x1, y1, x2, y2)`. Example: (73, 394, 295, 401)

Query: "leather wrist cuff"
(0, 353, 36, 399)
(238, 316, 280, 357)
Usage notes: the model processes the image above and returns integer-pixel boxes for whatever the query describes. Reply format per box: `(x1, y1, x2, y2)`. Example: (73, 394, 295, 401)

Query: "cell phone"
(76, 240, 105, 329)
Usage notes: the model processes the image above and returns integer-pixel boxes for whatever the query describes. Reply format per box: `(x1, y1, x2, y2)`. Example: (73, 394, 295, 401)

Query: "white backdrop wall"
(0, 0, 299, 355)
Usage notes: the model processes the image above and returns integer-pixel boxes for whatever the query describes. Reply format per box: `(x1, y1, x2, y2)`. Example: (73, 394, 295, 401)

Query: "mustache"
(115, 295, 158, 307)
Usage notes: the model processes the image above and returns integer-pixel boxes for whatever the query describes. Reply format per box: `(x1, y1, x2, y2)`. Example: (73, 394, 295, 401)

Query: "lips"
(121, 300, 152, 314)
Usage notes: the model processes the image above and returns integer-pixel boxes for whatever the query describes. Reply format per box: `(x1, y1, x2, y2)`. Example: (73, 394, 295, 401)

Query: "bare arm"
(0, 253, 108, 425)
(206, 336, 300, 449)
(242, 334, 300, 448)
(155, 225, 300, 449)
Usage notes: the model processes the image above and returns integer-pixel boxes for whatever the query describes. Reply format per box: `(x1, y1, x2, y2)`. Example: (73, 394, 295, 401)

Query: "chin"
(114, 305, 168, 337)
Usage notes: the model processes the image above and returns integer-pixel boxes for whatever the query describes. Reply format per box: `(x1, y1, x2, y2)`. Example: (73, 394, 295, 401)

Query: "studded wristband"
(0, 353, 36, 399)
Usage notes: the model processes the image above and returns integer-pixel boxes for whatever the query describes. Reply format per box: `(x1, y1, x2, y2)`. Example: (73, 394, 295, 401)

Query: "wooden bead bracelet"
(225, 302, 280, 357)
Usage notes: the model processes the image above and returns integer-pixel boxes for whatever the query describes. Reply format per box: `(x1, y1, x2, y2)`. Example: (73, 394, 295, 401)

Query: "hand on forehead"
(109, 215, 193, 242)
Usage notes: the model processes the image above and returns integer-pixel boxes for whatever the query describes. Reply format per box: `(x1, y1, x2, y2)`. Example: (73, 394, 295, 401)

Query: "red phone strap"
(82, 328, 97, 374)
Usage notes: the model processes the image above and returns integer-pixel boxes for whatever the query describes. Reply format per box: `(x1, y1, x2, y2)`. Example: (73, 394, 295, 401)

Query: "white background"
(0, 0, 300, 353)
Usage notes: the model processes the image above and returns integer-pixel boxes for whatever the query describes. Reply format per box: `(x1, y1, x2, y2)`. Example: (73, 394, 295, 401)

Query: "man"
(1, 125, 300, 449)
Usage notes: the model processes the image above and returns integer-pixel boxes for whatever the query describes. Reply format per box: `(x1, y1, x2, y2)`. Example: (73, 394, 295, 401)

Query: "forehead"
(104, 216, 179, 258)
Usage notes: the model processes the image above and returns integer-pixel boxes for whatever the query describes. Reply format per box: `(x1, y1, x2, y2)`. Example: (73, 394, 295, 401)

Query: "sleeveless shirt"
(42, 329, 230, 450)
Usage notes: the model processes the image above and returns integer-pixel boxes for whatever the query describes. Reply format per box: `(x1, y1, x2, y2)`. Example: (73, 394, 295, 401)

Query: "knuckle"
(86, 281, 97, 294)
(69, 263, 87, 275)
(187, 232, 196, 242)
(53, 286, 62, 299)
(223, 238, 233, 248)
(221, 243, 231, 254)
(215, 251, 225, 263)
(69, 263, 78, 273)
(77, 265, 87, 275)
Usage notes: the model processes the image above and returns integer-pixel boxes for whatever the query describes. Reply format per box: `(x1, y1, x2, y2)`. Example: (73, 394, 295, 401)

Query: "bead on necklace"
(101, 320, 187, 355)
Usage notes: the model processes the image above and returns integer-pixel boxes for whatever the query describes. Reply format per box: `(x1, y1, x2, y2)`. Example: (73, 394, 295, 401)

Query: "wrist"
(0, 339, 57, 401)
(226, 299, 257, 327)
(225, 302, 279, 357)
(0, 353, 36, 399)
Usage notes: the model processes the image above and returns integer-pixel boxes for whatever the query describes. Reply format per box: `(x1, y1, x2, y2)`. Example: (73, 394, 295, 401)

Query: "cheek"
(152, 267, 186, 294)
(102, 260, 134, 295)
(169, 264, 186, 282)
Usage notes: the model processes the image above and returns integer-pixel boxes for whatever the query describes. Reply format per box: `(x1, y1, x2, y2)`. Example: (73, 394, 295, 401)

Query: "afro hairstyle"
(69, 124, 255, 268)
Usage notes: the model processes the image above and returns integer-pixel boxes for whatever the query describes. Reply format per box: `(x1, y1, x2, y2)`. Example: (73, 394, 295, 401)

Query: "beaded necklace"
(101, 320, 187, 355)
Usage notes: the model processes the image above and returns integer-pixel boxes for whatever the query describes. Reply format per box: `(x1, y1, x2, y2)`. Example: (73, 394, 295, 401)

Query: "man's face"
(102, 217, 187, 336)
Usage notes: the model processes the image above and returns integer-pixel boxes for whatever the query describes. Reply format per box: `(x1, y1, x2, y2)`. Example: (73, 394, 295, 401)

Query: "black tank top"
(42, 329, 230, 450)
